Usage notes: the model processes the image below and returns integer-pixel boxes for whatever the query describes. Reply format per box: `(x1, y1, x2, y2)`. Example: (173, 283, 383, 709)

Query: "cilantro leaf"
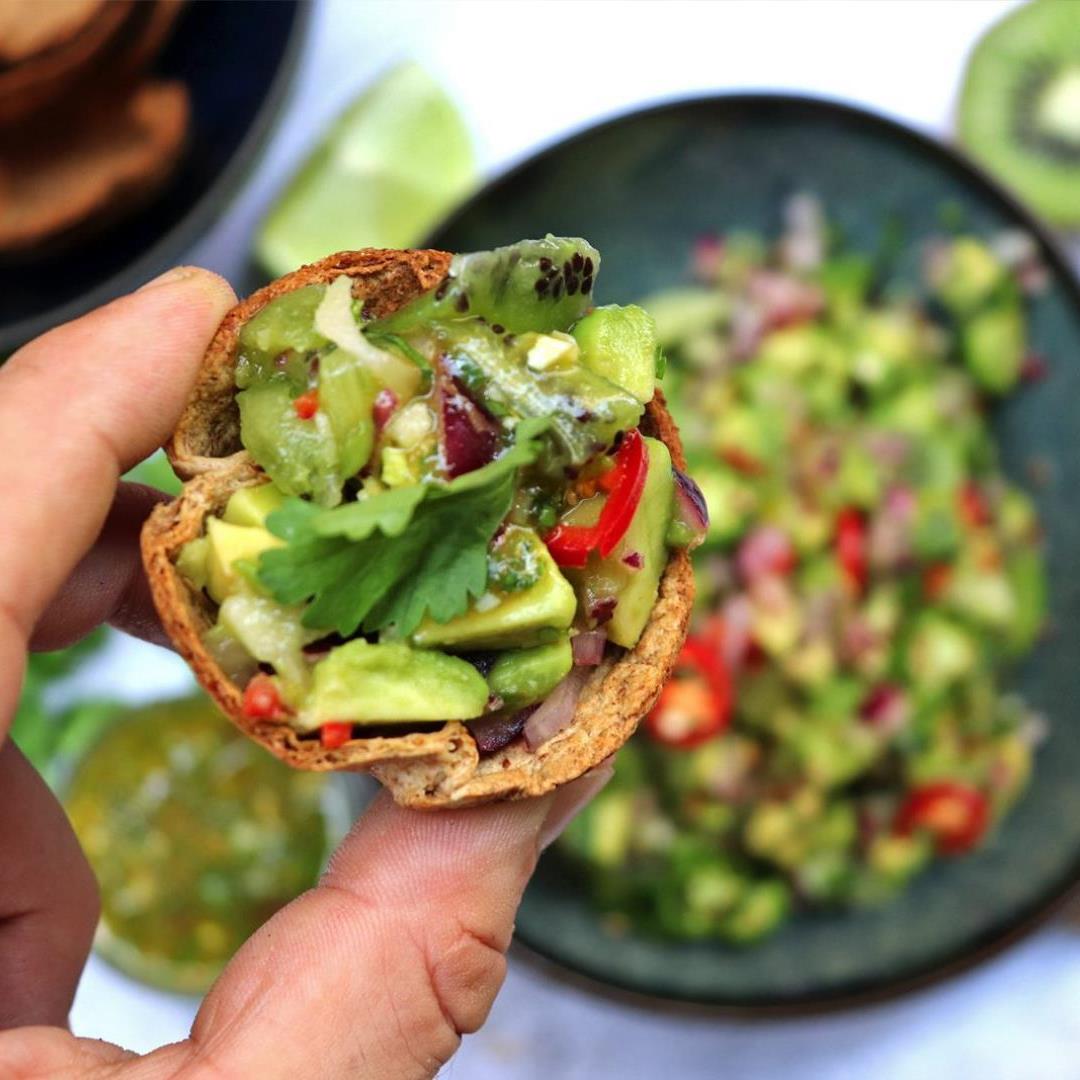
(257, 418, 551, 637)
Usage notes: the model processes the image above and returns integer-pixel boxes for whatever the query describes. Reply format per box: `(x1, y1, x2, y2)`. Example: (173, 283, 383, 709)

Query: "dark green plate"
(429, 94, 1080, 1011)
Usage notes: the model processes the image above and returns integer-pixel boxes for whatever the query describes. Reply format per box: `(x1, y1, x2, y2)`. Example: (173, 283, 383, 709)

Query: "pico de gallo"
(560, 199, 1048, 942)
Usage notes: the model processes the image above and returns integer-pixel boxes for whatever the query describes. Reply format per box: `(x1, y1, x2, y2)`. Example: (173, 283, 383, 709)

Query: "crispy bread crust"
(143, 249, 693, 808)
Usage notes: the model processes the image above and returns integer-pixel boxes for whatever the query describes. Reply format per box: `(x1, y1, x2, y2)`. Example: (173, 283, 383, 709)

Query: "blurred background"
(9, 1, 1080, 1077)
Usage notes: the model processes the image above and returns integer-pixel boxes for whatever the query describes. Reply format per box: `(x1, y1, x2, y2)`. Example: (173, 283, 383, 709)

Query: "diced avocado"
(216, 594, 321, 701)
(560, 789, 636, 868)
(411, 528, 575, 649)
(223, 483, 287, 528)
(930, 238, 1005, 315)
(1005, 548, 1047, 654)
(564, 437, 675, 648)
(572, 304, 658, 404)
(906, 613, 978, 691)
(176, 536, 209, 592)
(381, 446, 419, 487)
(205, 518, 283, 604)
(300, 640, 488, 729)
(720, 879, 791, 944)
(234, 285, 328, 389)
(487, 637, 572, 710)
(962, 303, 1025, 394)
(946, 566, 1016, 628)
(202, 622, 258, 685)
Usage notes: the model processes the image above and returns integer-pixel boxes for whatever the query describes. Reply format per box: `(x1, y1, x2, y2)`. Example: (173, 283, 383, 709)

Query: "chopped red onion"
(720, 594, 754, 671)
(859, 684, 909, 736)
(736, 525, 795, 583)
(572, 630, 607, 666)
(469, 707, 533, 755)
(588, 597, 617, 626)
(439, 374, 500, 478)
(747, 269, 825, 331)
(623, 550, 644, 570)
(524, 668, 590, 750)
(672, 468, 709, 542)
(373, 388, 399, 431)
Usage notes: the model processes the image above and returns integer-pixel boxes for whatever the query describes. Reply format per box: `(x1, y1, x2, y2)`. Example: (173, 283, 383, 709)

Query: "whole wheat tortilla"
(142, 249, 694, 809)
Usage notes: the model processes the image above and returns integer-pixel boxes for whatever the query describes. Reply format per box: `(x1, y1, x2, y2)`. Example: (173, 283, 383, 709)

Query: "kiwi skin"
(378, 236, 601, 335)
(957, 0, 1080, 228)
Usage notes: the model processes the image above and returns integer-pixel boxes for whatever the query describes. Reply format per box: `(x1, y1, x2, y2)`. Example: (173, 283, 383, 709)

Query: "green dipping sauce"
(64, 697, 334, 995)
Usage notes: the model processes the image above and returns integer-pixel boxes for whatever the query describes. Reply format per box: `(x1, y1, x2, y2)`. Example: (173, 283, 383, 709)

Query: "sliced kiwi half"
(958, 0, 1080, 227)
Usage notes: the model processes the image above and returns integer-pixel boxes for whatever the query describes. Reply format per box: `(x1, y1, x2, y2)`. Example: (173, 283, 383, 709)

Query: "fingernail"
(137, 265, 198, 291)
(538, 761, 615, 851)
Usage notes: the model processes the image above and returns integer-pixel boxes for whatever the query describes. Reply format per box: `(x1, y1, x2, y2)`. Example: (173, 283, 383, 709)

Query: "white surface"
(70, 1, 1080, 1077)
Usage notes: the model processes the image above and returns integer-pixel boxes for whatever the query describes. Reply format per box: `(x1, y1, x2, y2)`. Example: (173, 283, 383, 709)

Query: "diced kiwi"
(377, 236, 600, 335)
(957, 0, 1080, 226)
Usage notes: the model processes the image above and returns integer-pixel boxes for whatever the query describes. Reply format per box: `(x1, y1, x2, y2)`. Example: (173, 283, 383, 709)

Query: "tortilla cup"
(142, 248, 694, 808)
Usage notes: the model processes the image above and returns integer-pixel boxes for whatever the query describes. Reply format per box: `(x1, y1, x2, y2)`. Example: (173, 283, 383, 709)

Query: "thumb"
(165, 768, 613, 1080)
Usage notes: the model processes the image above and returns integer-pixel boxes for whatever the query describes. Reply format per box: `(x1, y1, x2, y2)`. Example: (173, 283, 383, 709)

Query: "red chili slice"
(293, 390, 319, 420)
(544, 430, 648, 566)
(894, 781, 990, 855)
(320, 722, 353, 749)
(836, 507, 867, 593)
(645, 635, 732, 749)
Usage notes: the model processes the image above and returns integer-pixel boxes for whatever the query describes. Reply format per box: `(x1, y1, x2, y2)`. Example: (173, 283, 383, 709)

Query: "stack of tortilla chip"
(0, 0, 189, 254)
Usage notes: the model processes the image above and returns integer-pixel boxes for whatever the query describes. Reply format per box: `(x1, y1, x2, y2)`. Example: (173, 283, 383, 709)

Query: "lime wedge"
(256, 63, 477, 276)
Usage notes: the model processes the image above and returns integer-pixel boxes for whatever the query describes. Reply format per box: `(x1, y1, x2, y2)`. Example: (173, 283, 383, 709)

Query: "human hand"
(0, 268, 611, 1078)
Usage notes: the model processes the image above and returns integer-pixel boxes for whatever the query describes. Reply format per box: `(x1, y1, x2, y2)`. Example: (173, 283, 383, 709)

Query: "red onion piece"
(859, 684, 909, 736)
(673, 468, 709, 540)
(736, 525, 795, 583)
(373, 388, 399, 431)
(572, 630, 606, 666)
(747, 269, 825, 331)
(523, 668, 590, 750)
(469, 707, 533, 755)
(439, 374, 500, 478)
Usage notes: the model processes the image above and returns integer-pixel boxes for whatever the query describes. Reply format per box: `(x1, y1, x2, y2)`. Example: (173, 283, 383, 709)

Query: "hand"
(0, 269, 611, 1079)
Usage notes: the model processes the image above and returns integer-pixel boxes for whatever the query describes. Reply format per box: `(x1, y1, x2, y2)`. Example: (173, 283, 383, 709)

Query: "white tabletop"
(72, 2, 1080, 1076)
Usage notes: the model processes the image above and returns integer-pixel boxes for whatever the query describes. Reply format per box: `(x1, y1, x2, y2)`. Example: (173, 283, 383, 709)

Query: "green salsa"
(64, 697, 333, 994)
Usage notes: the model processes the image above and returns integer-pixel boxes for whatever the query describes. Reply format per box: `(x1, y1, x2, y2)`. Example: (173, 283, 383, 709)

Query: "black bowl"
(429, 93, 1080, 1011)
(0, 0, 309, 355)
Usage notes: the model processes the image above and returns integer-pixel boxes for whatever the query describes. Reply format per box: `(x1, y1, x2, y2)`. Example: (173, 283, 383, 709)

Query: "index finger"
(0, 268, 235, 723)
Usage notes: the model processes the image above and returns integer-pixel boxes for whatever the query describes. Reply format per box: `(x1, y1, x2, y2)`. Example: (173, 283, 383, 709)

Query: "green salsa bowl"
(63, 695, 347, 996)
(430, 94, 1080, 1011)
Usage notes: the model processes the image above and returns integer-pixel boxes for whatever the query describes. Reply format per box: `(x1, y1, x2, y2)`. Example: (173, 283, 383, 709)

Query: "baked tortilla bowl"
(142, 248, 695, 809)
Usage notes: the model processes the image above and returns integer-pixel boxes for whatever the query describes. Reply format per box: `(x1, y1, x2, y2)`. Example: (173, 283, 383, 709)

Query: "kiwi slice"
(379, 236, 600, 335)
(958, 0, 1080, 227)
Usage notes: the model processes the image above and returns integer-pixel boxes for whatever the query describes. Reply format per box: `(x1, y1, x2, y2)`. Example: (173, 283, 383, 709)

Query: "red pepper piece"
(242, 673, 284, 720)
(320, 722, 353, 749)
(544, 429, 648, 566)
(294, 390, 319, 420)
(957, 482, 991, 528)
(544, 523, 597, 568)
(894, 781, 990, 856)
(645, 634, 732, 749)
(596, 429, 648, 557)
(836, 507, 867, 592)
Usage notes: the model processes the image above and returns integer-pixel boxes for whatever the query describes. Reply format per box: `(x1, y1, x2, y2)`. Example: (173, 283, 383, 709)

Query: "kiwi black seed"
(958, 0, 1080, 226)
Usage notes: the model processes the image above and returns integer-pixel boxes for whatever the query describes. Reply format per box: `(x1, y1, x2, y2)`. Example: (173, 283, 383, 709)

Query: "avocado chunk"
(205, 518, 284, 604)
(300, 640, 488, 729)
(962, 303, 1024, 394)
(411, 528, 576, 649)
(487, 637, 573, 710)
(565, 437, 675, 648)
(906, 612, 978, 691)
(572, 304, 658, 404)
(223, 483, 287, 528)
(176, 536, 209, 592)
